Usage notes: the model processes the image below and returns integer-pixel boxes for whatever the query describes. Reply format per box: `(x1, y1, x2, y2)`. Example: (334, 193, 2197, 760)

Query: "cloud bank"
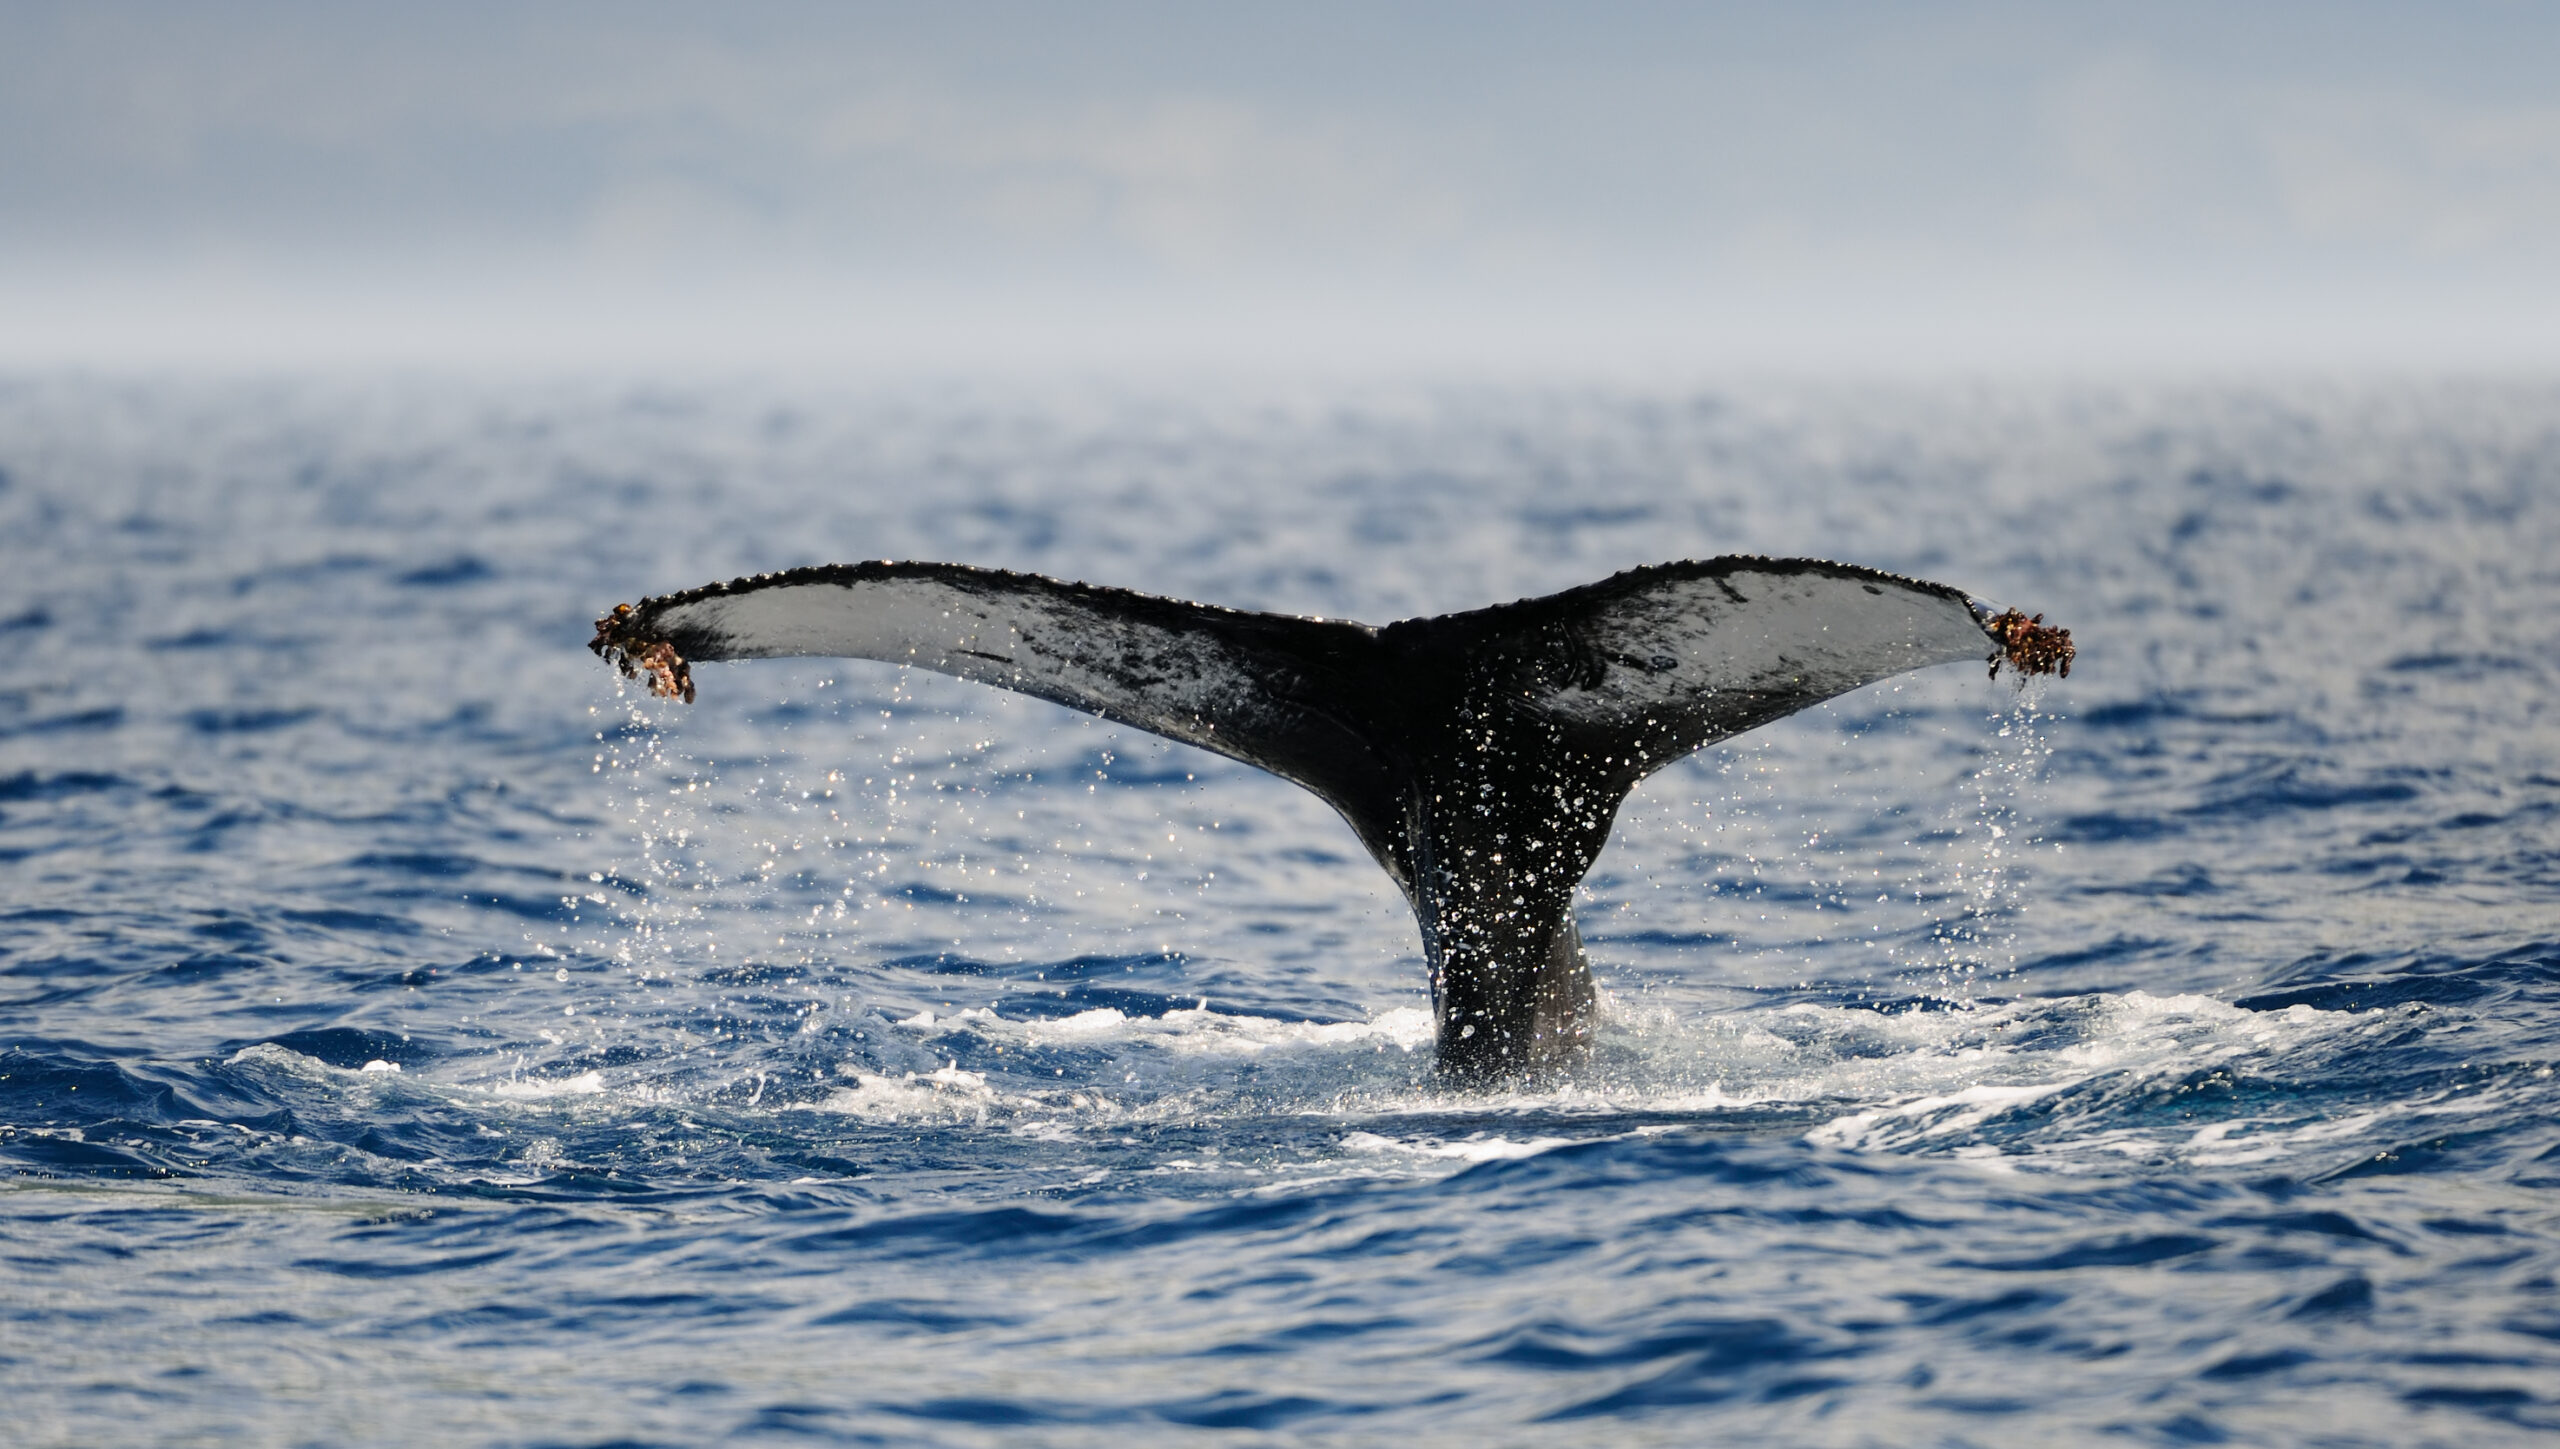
(5, 1, 2556, 369)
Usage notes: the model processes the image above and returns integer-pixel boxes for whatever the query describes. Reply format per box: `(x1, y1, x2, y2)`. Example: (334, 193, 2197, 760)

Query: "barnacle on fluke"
(1985, 607, 2075, 679)
(589, 603, 694, 703)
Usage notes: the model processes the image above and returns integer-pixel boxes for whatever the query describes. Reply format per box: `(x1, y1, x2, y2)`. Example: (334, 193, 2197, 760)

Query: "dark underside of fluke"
(593, 557, 2071, 1083)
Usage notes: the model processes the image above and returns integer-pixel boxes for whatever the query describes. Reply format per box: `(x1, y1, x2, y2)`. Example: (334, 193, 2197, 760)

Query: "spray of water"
(1917, 686, 2057, 998)
(536, 665, 2069, 1129)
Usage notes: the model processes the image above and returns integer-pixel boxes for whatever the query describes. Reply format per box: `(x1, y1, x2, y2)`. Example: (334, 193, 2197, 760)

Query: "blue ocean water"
(3, 374, 2557, 1447)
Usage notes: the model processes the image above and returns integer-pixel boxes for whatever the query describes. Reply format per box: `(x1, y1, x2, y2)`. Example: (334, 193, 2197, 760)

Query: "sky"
(4, 0, 2557, 372)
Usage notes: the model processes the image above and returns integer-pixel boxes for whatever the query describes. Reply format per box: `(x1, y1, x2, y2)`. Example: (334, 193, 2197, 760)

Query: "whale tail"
(594, 558, 2069, 1080)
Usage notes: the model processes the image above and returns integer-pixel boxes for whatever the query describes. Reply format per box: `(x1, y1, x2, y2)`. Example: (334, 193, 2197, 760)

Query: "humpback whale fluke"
(590, 559, 2071, 1082)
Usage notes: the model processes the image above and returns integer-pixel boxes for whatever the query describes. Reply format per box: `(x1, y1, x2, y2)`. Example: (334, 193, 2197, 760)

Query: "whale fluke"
(592, 558, 2069, 1082)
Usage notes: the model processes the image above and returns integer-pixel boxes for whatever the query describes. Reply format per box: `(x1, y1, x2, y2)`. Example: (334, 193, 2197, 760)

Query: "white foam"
(481, 1070, 607, 1098)
(224, 1042, 333, 1076)
(224, 1043, 417, 1089)
(1805, 1082, 2069, 1151)
(801, 987, 2387, 1177)
(1341, 1130, 1577, 1163)
(375, 979, 2411, 1183)
(1780, 990, 2384, 1166)
(805, 1064, 1001, 1123)
(1036, 1007, 1127, 1037)
(887, 1000, 1436, 1056)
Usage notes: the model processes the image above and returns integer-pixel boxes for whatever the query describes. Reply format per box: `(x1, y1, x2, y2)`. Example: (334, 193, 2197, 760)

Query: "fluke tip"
(1985, 607, 2074, 680)
(589, 604, 695, 703)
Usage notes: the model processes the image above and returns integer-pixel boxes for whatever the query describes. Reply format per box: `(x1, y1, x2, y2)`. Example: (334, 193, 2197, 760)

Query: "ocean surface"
(3, 374, 2556, 1447)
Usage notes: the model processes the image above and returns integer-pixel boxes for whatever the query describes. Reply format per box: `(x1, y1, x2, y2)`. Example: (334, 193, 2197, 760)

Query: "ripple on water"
(5, 379, 2560, 1445)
